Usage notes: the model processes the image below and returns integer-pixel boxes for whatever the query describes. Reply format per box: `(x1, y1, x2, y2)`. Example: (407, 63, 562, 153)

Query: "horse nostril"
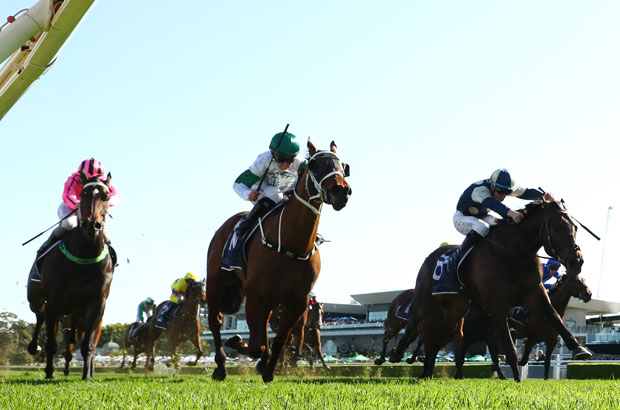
(94, 222, 103, 230)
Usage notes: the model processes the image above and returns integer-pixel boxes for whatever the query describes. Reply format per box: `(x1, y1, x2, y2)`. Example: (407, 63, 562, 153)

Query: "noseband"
(294, 151, 346, 215)
(540, 210, 581, 265)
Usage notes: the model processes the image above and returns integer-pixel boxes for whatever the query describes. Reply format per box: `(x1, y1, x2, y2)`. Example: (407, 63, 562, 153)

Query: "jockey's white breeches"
(256, 186, 286, 204)
(453, 210, 496, 237)
(58, 202, 78, 230)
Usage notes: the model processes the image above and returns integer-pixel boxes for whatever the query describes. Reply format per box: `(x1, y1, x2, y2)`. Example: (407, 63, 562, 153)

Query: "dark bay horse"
(514, 274, 592, 379)
(144, 279, 206, 371)
(393, 200, 589, 381)
(207, 140, 351, 382)
(120, 321, 152, 370)
(374, 289, 415, 365)
(27, 174, 115, 380)
(59, 314, 103, 376)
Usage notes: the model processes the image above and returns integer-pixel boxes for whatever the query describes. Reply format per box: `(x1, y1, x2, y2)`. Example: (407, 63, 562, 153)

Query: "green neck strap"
(59, 242, 109, 265)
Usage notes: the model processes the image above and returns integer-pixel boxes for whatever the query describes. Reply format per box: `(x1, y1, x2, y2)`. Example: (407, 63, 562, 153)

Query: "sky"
(1, 1, 619, 326)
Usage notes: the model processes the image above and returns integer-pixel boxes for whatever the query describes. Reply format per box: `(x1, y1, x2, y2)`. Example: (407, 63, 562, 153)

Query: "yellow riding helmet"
(185, 272, 197, 281)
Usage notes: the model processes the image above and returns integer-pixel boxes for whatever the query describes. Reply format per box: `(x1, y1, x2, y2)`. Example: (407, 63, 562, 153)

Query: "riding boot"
(29, 226, 68, 282)
(444, 230, 483, 274)
(234, 197, 277, 240)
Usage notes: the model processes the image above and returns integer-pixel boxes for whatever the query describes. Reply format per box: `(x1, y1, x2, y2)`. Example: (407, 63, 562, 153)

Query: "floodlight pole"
(597, 206, 613, 298)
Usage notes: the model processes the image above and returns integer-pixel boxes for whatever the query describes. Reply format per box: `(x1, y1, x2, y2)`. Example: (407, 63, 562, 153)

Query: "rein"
(258, 150, 345, 260)
(538, 209, 581, 265)
(59, 242, 109, 264)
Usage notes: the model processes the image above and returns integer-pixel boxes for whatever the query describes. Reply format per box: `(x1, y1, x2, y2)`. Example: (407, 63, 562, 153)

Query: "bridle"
(77, 181, 109, 232)
(539, 208, 581, 266)
(293, 151, 346, 216)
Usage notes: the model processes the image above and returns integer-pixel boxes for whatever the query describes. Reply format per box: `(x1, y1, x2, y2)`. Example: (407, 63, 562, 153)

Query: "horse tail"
(221, 283, 243, 315)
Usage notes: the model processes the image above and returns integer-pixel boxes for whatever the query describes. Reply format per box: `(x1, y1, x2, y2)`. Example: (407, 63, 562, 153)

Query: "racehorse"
(392, 199, 589, 381)
(374, 289, 415, 365)
(120, 321, 152, 370)
(207, 139, 351, 382)
(27, 174, 115, 380)
(513, 273, 592, 379)
(301, 302, 330, 369)
(143, 279, 206, 371)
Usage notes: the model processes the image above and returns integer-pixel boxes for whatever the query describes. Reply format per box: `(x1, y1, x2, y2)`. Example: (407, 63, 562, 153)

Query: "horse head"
(524, 200, 584, 275)
(305, 139, 352, 211)
(554, 274, 592, 303)
(78, 172, 111, 241)
(188, 279, 207, 306)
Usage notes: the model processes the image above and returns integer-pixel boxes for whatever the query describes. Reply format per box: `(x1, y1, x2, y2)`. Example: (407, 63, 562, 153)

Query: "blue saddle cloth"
(395, 294, 414, 321)
(431, 248, 470, 296)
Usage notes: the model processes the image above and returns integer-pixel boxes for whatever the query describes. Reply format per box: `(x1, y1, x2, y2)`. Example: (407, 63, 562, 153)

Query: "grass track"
(1, 371, 619, 409)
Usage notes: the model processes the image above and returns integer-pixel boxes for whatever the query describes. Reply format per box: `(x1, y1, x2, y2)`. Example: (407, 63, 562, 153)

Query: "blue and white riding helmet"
(490, 169, 515, 194)
(547, 259, 561, 269)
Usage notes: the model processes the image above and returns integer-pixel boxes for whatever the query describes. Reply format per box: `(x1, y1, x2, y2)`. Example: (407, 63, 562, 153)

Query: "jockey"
(38, 158, 120, 254)
(542, 259, 561, 289)
(30, 158, 121, 282)
(154, 272, 197, 330)
(232, 131, 306, 243)
(136, 297, 157, 323)
(445, 169, 551, 273)
(309, 291, 318, 307)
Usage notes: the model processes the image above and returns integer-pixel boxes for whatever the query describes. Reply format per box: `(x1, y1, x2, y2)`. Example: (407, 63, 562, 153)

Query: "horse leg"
(315, 334, 330, 369)
(487, 333, 507, 380)
(43, 315, 59, 379)
(519, 339, 535, 367)
(28, 312, 44, 356)
(187, 326, 203, 366)
(405, 336, 424, 364)
(375, 335, 390, 365)
(544, 338, 558, 380)
(421, 339, 441, 379)
(453, 327, 465, 379)
(390, 324, 419, 363)
(525, 288, 590, 359)
(64, 339, 73, 376)
(262, 302, 306, 383)
(169, 338, 179, 369)
(208, 309, 228, 381)
(490, 314, 520, 382)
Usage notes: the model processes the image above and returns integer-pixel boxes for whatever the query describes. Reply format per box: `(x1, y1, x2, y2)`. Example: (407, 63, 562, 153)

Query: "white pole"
(0, 0, 54, 64)
(597, 206, 613, 298)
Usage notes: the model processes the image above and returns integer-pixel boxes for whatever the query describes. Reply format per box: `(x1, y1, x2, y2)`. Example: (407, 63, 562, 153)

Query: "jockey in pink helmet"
(30, 158, 121, 281)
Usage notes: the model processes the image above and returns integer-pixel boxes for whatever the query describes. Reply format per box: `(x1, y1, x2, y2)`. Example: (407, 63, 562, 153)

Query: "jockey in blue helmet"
(542, 259, 561, 289)
(445, 169, 553, 272)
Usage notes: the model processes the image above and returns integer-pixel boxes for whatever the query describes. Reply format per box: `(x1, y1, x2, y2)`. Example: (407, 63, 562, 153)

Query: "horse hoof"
(262, 372, 274, 383)
(212, 367, 227, 381)
(405, 357, 415, 364)
(187, 361, 197, 367)
(572, 346, 592, 360)
(374, 358, 385, 365)
(256, 358, 267, 374)
(224, 334, 243, 349)
(27, 343, 40, 356)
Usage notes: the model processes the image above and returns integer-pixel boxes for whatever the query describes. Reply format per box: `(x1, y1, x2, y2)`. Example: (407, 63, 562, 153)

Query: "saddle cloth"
(221, 203, 284, 272)
(395, 293, 415, 321)
(431, 247, 472, 296)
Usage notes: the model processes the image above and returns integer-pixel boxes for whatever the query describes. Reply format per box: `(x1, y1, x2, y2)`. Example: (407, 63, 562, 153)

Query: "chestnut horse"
(393, 200, 590, 381)
(207, 140, 351, 382)
(120, 321, 153, 370)
(143, 279, 206, 371)
(514, 273, 592, 379)
(27, 174, 114, 380)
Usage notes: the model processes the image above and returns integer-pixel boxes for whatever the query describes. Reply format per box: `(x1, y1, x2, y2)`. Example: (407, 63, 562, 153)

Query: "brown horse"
(207, 139, 351, 382)
(27, 174, 114, 380)
(374, 289, 415, 365)
(393, 200, 589, 381)
(514, 273, 592, 379)
(144, 279, 206, 371)
(120, 321, 153, 370)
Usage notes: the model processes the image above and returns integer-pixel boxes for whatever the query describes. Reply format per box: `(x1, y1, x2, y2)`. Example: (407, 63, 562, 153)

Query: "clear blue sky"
(1, 1, 618, 325)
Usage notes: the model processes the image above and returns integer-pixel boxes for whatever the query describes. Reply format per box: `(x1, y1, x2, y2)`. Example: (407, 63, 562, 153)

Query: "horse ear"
(330, 141, 338, 154)
(104, 172, 112, 187)
(307, 138, 317, 156)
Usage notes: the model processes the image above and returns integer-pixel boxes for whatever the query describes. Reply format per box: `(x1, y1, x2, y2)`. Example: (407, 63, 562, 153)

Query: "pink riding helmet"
(78, 158, 105, 179)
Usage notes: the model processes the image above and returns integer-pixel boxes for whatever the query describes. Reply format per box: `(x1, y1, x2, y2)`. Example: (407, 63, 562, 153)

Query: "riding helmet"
(78, 158, 105, 179)
(185, 272, 197, 281)
(269, 132, 300, 156)
(490, 169, 514, 193)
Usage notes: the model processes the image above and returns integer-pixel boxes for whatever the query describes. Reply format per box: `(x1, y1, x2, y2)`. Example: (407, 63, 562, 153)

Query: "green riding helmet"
(146, 297, 154, 304)
(269, 132, 300, 156)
